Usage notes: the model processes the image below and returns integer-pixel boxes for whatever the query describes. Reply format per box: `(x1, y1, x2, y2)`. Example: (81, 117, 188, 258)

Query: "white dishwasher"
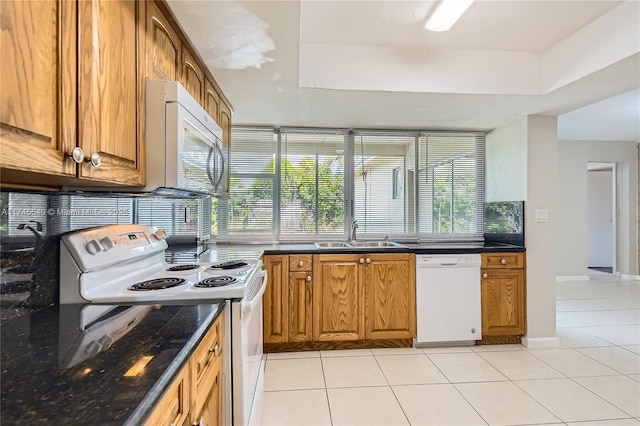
(415, 254, 482, 345)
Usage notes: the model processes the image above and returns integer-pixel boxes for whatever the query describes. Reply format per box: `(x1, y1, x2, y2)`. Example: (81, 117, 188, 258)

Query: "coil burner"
(166, 264, 201, 272)
(195, 276, 238, 288)
(128, 278, 187, 291)
(208, 260, 249, 270)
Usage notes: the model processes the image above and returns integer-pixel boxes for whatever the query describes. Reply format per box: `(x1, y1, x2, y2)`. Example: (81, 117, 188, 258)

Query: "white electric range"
(59, 224, 266, 426)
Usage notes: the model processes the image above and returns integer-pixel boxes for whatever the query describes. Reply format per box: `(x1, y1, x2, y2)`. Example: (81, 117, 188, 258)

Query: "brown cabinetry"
(313, 254, 363, 341)
(144, 312, 224, 426)
(1, 0, 144, 187)
(263, 255, 288, 344)
(144, 0, 180, 81)
(480, 253, 526, 342)
(288, 255, 313, 342)
(264, 252, 416, 348)
(180, 48, 205, 104)
(364, 253, 416, 340)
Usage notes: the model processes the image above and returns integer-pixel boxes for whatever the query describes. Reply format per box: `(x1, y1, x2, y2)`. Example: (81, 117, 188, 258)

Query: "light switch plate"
(534, 209, 548, 223)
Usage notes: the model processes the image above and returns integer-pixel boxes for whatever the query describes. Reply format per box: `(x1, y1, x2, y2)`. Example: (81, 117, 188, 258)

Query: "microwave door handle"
(206, 146, 215, 188)
(214, 142, 225, 191)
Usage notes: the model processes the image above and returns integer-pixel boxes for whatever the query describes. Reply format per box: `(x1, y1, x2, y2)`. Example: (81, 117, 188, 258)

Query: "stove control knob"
(86, 239, 104, 255)
(85, 341, 102, 357)
(100, 237, 115, 251)
(153, 229, 168, 240)
(99, 335, 114, 350)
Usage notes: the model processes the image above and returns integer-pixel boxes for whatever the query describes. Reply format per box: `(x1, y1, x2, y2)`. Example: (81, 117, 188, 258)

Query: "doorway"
(587, 162, 616, 274)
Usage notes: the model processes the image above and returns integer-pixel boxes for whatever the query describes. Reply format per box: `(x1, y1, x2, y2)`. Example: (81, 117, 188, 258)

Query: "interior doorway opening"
(587, 162, 616, 275)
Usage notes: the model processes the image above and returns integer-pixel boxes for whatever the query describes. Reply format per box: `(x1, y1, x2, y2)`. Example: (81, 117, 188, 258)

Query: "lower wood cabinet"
(264, 253, 416, 347)
(145, 311, 223, 426)
(480, 253, 526, 341)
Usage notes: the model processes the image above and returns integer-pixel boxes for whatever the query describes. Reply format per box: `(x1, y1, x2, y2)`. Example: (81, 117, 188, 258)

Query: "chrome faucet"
(350, 220, 358, 241)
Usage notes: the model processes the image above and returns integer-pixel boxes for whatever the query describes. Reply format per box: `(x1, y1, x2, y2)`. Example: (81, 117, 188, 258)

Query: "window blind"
(418, 132, 485, 238)
(279, 129, 347, 239)
(353, 131, 417, 237)
(217, 127, 277, 237)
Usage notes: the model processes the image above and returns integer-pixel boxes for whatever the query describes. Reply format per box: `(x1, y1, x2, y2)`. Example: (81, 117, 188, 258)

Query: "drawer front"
(193, 314, 223, 392)
(482, 253, 524, 269)
(289, 254, 312, 272)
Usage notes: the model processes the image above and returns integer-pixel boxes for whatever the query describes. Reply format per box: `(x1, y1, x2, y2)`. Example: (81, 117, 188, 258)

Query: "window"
(418, 133, 484, 237)
(217, 127, 484, 242)
(353, 132, 416, 237)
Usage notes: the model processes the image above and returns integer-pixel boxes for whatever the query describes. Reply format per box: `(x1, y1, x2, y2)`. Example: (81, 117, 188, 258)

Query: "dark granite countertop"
(0, 301, 225, 425)
(193, 241, 524, 259)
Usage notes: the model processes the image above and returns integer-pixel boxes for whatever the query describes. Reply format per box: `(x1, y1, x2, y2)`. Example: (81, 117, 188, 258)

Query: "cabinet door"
(144, 363, 190, 426)
(180, 48, 204, 103)
(364, 254, 416, 340)
(288, 271, 313, 342)
(144, 0, 180, 81)
(192, 362, 222, 426)
(313, 254, 363, 341)
(481, 268, 525, 336)
(218, 101, 232, 197)
(77, 0, 144, 185)
(263, 255, 288, 343)
(0, 0, 76, 178)
(204, 80, 221, 124)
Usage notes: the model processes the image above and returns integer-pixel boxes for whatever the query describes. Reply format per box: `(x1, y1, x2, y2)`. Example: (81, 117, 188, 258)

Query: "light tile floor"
(260, 272, 640, 425)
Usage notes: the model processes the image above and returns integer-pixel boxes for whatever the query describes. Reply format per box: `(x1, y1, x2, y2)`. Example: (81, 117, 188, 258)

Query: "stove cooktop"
(59, 224, 262, 304)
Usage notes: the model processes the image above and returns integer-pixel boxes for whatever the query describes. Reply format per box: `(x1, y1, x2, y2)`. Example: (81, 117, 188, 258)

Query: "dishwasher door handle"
(439, 263, 459, 267)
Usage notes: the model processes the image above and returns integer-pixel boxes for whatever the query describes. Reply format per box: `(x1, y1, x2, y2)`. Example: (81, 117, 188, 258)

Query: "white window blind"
(418, 132, 484, 237)
(353, 131, 416, 237)
(217, 127, 277, 237)
(280, 129, 346, 239)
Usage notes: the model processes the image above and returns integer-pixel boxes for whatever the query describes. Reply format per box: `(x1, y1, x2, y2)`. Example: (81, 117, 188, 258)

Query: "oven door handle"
(241, 270, 267, 319)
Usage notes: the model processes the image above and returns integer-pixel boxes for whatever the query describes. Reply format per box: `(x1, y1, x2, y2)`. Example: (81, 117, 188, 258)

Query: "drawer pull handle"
(501, 258, 507, 265)
(483, 273, 489, 279)
(306, 275, 312, 282)
(298, 260, 304, 267)
(214, 344, 220, 356)
(67, 147, 84, 163)
(359, 258, 364, 264)
(365, 258, 371, 264)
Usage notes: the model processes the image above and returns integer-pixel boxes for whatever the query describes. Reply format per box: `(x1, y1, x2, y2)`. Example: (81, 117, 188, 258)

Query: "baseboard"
(521, 336, 561, 348)
(556, 275, 590, 282)
(620, 274, 640, 280)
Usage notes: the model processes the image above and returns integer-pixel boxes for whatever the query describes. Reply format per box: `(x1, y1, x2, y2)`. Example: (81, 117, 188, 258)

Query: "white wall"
(557, 140, 639, 276)
(485, 118, 527, 201)
(587, 170, 614, 268)
(524, 115, 559, 345)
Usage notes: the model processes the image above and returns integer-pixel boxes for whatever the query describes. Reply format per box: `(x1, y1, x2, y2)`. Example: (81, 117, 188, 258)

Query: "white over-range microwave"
(145, 79, 228, 197)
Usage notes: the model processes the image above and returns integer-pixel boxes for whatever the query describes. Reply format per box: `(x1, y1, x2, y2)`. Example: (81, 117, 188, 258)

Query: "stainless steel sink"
(350, 241, 407, 248)
(313, 241, 353, 248)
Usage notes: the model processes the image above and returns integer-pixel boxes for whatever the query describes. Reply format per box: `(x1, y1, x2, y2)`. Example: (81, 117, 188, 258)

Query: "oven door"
(232, 269, 267, 426)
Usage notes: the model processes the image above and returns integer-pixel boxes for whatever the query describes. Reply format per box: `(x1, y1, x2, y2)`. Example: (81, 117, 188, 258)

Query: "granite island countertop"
(0, 301, 225, 425)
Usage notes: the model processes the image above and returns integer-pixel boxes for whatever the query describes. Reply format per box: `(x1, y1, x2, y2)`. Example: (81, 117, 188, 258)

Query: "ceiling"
(167, 0, 640, 140)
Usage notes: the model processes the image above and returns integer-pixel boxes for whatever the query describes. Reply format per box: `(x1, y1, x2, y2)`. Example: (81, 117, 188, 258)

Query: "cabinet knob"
(85, 152, 101, 168)
(365, 258, 371, 264)
(306, 275, 312, 282)
(359, 258, 365, 264)
(501, 258, 507, 265)
(298, 260, 304, 267)
(68, 147, 84, 163)
(483, 273, 489, 279)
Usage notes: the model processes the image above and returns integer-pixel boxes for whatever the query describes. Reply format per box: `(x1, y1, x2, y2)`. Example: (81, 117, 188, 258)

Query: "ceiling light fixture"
(425, 0, 475, 32)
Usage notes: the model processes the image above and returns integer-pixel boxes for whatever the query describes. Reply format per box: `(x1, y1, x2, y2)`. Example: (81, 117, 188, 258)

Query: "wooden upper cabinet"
(364, 254, 416, 340)
(204, 80, 221, 124)
(144, 0, 180, 81)
(313, 254, 363, 341)
(180, 48, 205, 104)
(77, 0, 143, 185)
(0, 0, 76, 179)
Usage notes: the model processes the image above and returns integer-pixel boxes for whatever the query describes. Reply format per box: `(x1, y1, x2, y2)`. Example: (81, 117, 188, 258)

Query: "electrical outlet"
(534, 209, 548, 223)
